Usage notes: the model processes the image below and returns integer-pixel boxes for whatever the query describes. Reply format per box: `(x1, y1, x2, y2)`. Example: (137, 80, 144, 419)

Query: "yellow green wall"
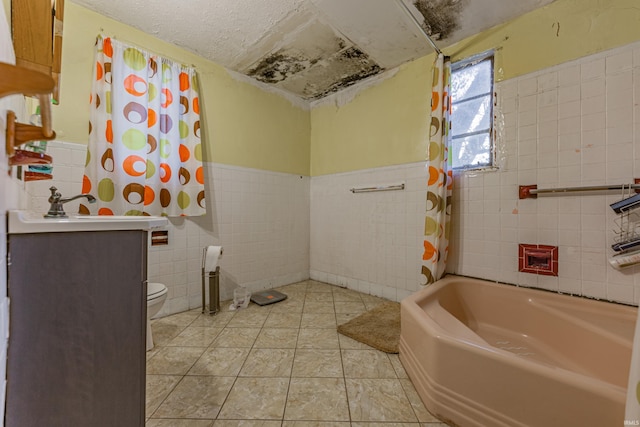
(9, 0, 640, 177)
(52, 2, 310, 175)
(310, 0, 640, 176)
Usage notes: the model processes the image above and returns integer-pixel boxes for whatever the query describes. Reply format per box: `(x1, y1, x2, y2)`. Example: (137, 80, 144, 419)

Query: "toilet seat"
(148, 282, 167, 301)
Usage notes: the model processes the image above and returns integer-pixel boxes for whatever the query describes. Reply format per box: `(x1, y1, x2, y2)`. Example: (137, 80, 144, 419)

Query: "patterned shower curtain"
(421, 53, 453, 285)
(81, 36, 206, 217)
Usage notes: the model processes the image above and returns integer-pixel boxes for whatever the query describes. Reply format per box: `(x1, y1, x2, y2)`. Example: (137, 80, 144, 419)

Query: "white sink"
(8, 210, 169, 234)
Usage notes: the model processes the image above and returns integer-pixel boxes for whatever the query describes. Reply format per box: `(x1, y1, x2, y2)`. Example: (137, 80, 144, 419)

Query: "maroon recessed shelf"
(519, 244, 558, 276)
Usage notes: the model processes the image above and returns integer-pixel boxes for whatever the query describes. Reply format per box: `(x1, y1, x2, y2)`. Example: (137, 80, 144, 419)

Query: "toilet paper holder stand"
(202, 266, 220, 315)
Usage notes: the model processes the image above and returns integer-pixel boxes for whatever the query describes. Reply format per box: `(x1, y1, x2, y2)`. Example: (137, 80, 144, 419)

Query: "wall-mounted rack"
(519, 182, 640, 199)
(1, 62, 56, 172)
(350, 183, 405, 193)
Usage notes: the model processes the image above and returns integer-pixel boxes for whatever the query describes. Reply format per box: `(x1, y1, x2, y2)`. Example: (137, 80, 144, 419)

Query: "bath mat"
(337, 301, 400, 353)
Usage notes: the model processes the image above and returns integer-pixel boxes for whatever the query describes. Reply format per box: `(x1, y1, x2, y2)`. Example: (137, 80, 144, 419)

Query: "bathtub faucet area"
(45, 186, 96, 218)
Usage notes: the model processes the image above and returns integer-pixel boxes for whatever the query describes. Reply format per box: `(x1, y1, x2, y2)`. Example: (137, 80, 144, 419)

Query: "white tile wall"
(309, 163, 426, 302)
(310, 40, 640, 306)
(23, 140, 86, 214)
(447, 40, 640, 305)
(148, 163, 310, 316)
(22, 151, 311, 317)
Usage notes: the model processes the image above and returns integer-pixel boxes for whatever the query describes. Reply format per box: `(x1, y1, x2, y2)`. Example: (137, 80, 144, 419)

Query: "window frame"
(449, 51, 496, 171)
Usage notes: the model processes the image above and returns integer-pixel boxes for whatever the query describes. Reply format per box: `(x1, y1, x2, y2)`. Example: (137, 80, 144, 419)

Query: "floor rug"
(337, 301, 401, 353)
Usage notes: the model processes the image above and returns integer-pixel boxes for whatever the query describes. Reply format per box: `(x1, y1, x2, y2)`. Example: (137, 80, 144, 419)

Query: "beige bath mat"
(337, 301, 401, 353)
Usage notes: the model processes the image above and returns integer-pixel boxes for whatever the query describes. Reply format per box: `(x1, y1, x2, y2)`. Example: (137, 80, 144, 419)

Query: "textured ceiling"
(70, 0, 557, 102)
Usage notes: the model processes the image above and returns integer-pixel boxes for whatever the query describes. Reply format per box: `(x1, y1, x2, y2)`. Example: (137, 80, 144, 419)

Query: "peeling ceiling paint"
(70, 0, 557, 102)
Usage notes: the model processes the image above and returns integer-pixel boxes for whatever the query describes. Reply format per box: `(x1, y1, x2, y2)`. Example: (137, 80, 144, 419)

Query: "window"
(450, 53, 494, 170)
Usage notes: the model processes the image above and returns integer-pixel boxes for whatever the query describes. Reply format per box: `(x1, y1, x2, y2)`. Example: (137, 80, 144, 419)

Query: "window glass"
(450, 54, 494, 170)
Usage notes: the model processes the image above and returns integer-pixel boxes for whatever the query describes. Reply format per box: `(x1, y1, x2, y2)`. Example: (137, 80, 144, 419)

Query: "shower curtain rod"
(396, 0, 443, 56)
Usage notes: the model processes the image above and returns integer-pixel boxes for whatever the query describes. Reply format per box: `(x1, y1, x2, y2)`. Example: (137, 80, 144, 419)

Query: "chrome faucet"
(45, 186, 96, 218)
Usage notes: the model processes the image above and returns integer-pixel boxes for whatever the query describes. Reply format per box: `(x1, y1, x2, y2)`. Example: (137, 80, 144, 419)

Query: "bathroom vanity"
(5, 211, 167, 427)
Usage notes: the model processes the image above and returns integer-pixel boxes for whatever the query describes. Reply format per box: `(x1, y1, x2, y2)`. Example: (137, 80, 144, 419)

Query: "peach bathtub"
(399, 275, 637, 427)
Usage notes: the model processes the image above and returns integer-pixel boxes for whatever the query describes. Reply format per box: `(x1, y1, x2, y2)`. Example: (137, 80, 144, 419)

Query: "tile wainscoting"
(310, 162, 427, 302)
(448, 40, 640, 304)
(23, 148, 311, 317)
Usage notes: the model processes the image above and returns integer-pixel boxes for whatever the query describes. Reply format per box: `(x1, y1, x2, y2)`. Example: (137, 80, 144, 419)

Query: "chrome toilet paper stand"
(202, 266, 220, 315)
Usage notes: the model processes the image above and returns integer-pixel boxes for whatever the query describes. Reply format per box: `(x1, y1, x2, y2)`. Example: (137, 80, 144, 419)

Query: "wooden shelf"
(0, 62, 55, 98)
(1, 62, 56, 162)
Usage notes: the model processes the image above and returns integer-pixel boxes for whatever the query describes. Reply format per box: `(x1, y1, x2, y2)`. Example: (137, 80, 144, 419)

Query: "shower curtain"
(421, 53, 452, 285)
(82, 36, 206, 217)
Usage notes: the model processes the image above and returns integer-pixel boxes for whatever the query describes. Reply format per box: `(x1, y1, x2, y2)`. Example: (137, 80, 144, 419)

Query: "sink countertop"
(7, 210, 169, 234)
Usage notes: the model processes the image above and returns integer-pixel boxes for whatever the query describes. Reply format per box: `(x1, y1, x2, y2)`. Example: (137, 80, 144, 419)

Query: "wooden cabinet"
(11, 0, 64, 102)
(6, 230, 147, 427)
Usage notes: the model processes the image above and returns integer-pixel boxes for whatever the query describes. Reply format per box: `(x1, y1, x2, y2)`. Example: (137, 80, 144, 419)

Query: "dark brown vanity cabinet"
(6, 230, 147, 426)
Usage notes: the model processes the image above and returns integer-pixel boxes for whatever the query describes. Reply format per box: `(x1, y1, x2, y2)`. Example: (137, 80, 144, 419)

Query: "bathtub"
(399, 275, 637, 427)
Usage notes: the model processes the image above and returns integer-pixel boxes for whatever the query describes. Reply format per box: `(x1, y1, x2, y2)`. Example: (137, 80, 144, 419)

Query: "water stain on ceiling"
(412, 0, 466, 40)
(71, 0, 558, 102)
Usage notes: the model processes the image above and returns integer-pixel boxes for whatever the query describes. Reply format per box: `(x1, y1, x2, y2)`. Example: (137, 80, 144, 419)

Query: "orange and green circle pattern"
(83, 36, 205, 217)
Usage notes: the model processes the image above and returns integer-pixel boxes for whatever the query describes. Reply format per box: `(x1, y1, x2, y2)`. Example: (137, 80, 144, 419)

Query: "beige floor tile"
(188, 347, 250, 376)
(297, 328, 340, 349)
(147, 419, 214, 427)
(306, 282, 334, 292)
(146, 280, 430, 426)
(214, 421, 282, 427)
(211, 328, 261, 348)
(334, 301, 366, 314)
(300, 312, 337, 329)
(147, 347, 206, 375)
(342, 350, 397, 378)
(253, 328, 299, 349)
(360, 295, 388, 310)
(146, 346, 161, 361)
(269, 298, 305, 313)
(284, 378, 350, 421)
(302, 301, 335, 313)
(346, 378, 418, 422)
(239, 348, 295, 377)
(305, 292, 334, 302)
(146, 375, 181, 417)
(283, 423, 350, 427)
(153, 311, 200, 327)
(335, 313, 361, 326)
(388, 354, 409, 379)
(166, 326, 223, 347)
(264, 311, 302, 328)
(226, 309, 269, 328)
(150, 322, 187, 347)
(152, 376, 235, 419)
(350, 423, 420, 427)
(337, 334, 374, 350)
(332, 289, 364, 302)
(218, 377, 289, 420)
(291, 349, 343, 378)
(399, 378, 441, 422)
(190, 311, 236, 328)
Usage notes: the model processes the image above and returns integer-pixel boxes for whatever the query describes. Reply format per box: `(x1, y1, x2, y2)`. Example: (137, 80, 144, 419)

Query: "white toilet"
(147, 282, 168, 351)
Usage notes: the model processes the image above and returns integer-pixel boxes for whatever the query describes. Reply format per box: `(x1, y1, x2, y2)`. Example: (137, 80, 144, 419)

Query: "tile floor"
(145, 279, 448, 426)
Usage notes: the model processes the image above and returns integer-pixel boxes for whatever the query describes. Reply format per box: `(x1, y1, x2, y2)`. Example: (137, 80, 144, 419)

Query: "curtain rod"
(395, 0, 443, 56)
